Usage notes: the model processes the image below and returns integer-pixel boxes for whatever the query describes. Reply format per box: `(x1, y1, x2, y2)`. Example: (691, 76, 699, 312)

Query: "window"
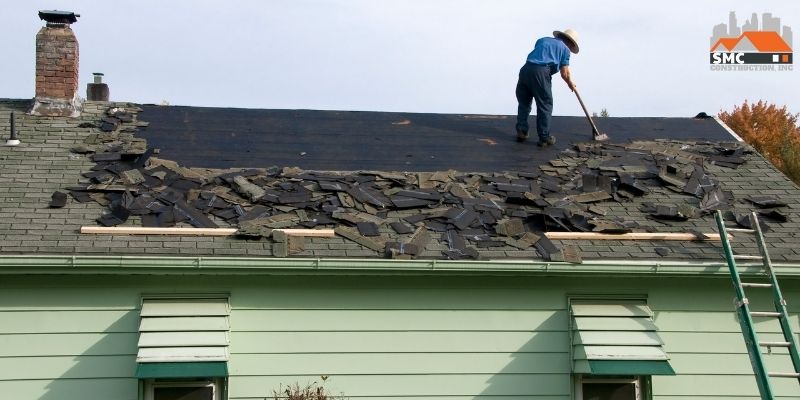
(576, 376, 646, 400)
(145, 379, 224, 400)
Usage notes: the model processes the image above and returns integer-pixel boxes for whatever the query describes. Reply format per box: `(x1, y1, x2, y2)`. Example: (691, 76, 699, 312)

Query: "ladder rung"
(768, 372, 800, 378)
(742, 283, 773, 288)
(750, 311, 782, 318)
(734, 255, 764, 260)
(727, 228, 756, 233)
(760, 341, 792, 347)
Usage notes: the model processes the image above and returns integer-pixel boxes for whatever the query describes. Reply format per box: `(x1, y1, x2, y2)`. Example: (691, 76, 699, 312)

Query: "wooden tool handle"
(573, 89, 601, 134)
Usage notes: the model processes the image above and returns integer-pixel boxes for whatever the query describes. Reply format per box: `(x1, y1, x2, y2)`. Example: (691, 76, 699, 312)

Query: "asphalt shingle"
(2, 98, 800, 262)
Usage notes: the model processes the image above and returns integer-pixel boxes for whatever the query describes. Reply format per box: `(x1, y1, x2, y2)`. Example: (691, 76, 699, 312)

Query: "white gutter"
(0, 255, 798, 277)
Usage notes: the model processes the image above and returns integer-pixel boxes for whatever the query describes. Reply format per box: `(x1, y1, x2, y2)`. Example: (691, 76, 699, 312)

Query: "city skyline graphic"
(711, 11, 792, 50)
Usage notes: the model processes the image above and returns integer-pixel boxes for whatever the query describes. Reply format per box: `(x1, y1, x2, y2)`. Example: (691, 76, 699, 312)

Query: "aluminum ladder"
(715, 210, 800, 399)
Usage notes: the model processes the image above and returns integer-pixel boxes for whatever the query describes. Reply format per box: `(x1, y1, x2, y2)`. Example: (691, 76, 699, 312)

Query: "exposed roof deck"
(137, 105, 733, 171)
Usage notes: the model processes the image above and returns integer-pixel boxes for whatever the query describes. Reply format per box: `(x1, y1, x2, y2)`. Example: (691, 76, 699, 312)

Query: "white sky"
(2, 1, 798, 117)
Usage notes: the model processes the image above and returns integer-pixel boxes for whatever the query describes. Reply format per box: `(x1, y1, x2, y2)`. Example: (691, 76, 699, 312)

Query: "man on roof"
(515, 29, 579, 147)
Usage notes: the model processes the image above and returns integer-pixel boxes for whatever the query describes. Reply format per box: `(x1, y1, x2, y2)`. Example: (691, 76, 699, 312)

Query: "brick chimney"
(30, 10, 82, 117)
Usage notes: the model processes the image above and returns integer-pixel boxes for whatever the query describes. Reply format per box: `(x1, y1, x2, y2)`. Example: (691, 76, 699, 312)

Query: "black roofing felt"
(138, 105, 734, 171)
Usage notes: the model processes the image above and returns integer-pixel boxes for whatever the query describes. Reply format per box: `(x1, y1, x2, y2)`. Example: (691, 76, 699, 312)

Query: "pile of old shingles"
(59, 107, 789, 260)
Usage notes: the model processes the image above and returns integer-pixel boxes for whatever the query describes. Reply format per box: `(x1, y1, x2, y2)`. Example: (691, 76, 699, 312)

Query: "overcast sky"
(2, 1, 798, 117)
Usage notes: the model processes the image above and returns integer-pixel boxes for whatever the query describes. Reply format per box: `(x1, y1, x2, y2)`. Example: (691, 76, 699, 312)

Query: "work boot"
(516, 127, 529, 142)
(537, 136, 556, 147)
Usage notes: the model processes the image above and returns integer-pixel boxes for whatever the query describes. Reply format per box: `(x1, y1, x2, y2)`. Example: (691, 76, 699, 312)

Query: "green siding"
(228, 278, 571, 399)
(229, 374, 571, 397)
(229, 309, 567, 331)
(652, 374, 800, 396)
(0, 309, 138, 333)
(654, 310, 800, 332)
(230, 331, 570, 353)
(232, 284, 566, 310)
(229, 353, 569, 375)
(665, 332, 795, 351)
(0, 333, 137, 356)
(0, 378, 138, 400)
(0, 274, 798, 399)
(666, 353, 798, 375)
(0, 355, 135, 380)
(648, 279, 800, 398)
(0, 287, 139, 310)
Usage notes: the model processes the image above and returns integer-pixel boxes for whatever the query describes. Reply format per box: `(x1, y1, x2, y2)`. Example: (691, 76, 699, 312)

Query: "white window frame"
(144, 379, 223, 400)
(574, 376, 642, 400)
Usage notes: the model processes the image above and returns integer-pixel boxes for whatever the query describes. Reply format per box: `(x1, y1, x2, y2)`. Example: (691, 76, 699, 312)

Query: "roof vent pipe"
(87, 72, 109, 101)
(5, 112, 20, 147)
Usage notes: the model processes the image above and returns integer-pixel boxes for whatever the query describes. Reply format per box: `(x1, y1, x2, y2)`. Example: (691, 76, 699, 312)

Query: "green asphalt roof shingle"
(1, 98, 800, 262)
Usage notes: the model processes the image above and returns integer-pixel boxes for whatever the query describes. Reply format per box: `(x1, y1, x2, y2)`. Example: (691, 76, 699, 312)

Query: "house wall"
(0, 273, 798, 400)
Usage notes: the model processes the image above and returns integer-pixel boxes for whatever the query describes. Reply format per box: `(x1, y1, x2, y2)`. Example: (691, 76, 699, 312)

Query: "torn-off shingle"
(49, 191, 68, 208)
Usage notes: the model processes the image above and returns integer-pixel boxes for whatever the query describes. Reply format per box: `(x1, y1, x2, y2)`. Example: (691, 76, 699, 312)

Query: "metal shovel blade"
(593, 130, 609, 141)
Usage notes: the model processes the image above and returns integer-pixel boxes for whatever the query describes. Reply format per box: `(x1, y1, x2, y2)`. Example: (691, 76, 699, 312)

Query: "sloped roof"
(711, 37, 742, 52)
(135, 105, 733, 171)
(711, 31, 791, 52)
(1, 98, 800, 263)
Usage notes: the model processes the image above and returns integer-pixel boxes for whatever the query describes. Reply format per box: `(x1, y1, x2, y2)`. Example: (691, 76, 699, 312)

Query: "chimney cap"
(38, 10, 79, 24)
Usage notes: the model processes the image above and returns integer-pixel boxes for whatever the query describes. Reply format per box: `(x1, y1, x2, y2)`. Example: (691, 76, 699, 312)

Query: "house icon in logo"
(710, 12, 793, 65)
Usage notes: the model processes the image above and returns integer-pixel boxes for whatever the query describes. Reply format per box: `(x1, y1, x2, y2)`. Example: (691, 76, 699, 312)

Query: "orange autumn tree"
(719, 100, 800, 184)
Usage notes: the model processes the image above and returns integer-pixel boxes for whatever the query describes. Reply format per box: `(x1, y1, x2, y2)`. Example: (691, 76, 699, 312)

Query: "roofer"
(515, 29, 579, 147)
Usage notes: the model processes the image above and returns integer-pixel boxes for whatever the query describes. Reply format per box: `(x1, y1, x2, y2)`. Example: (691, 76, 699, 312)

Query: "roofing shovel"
(573, 88, 609, 141)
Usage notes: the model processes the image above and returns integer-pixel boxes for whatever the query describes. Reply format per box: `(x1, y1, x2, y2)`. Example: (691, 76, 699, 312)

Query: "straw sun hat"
(553, 28, 580, 54)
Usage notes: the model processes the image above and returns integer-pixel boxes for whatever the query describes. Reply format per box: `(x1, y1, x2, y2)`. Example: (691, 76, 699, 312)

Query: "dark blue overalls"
(515, 62, 557, 141)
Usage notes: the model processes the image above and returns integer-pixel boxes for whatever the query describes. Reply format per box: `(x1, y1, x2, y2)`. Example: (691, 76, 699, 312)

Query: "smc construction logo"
(710, 11, 793, 71)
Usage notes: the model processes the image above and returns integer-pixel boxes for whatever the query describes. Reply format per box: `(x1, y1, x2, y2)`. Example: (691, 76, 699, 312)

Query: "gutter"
(0, 255, 798, 277)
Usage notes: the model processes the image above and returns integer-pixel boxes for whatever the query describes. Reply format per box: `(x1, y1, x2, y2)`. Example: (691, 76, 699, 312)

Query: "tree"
(719, 100, 800, 183)
(592, 108, 610, 118)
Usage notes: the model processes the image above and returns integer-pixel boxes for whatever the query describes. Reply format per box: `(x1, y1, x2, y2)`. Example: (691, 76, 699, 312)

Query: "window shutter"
(571, 301, 675, 375)
(137, 298, 230, 364)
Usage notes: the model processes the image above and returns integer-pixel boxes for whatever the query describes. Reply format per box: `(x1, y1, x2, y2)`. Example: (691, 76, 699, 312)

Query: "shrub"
(269, 377, 346, 400)
(719, 100, 800, 184)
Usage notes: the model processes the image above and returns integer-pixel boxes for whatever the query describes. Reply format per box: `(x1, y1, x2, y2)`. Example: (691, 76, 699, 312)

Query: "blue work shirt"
(526, 37, 570, 74)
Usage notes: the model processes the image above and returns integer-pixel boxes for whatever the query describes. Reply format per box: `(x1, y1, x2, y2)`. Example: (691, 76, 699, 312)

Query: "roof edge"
(0, 255, 798, 277)
(713, 115, 744, 142)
